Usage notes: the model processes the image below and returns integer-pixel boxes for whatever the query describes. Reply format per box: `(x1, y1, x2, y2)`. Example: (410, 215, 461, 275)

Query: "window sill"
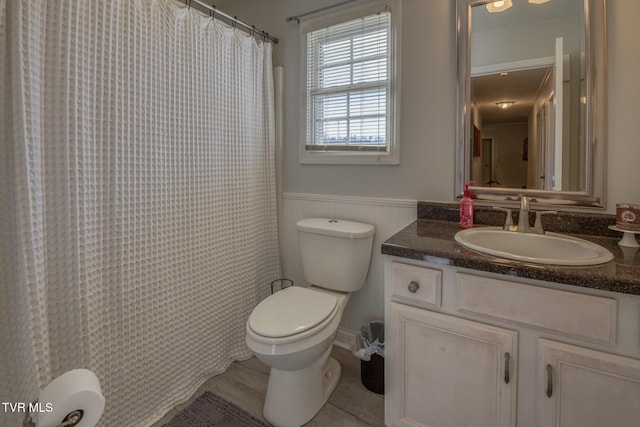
(299, 150, 399, 165)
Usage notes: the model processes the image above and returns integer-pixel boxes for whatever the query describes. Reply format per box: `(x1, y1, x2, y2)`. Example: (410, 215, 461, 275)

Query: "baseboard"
(334, 327, 357, 351)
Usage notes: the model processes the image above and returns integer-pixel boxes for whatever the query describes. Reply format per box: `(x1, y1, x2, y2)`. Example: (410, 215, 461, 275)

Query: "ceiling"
(472, 67, 552, 125)
(472, 0, 583, 33)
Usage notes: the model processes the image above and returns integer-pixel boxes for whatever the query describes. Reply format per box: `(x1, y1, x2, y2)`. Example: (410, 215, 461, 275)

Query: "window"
(300, 2, 399, 164)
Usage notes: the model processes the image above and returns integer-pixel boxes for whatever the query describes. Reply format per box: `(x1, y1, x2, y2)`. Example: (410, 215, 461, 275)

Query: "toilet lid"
(248, 287, 338, 338)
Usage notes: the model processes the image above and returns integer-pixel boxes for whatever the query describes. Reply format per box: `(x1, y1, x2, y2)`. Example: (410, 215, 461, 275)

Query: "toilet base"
(263, 347, 341, 427)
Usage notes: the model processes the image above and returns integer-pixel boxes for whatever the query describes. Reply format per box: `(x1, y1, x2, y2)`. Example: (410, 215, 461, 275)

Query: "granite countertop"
(381, 207, 640, 296)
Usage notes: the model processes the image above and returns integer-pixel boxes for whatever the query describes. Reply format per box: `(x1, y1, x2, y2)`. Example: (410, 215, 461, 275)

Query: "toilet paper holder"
(23, 404, 83, 427)
(23, 368, 104, 427)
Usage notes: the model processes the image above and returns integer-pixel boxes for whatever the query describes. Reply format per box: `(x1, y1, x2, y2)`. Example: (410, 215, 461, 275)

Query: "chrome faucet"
(517, 196, 531, 233)
(518, 196, 558, 234)
(494, 196, 557, 234)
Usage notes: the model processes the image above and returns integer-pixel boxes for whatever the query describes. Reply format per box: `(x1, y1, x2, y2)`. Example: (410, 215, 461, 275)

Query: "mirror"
(456, 0, 606, 207)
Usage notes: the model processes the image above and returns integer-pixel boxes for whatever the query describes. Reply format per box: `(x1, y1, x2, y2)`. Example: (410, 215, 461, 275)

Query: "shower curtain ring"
(210, 5, 216, 18)
(232, 18, 237, 29)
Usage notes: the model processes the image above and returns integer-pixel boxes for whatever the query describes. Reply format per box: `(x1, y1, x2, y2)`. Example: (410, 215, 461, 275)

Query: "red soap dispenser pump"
(460, 182, 474, 229)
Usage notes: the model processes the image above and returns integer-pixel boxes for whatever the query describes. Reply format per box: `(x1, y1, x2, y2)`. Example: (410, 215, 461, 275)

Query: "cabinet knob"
(408, 281, 420, 293)
(546, 364, 553, 398)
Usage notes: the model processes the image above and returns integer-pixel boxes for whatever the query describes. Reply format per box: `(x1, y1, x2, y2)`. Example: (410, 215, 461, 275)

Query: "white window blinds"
(305, 11, 391, 153)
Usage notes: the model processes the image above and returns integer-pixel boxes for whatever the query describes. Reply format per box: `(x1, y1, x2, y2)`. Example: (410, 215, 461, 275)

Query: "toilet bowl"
(246, 286, 349, 426)
(245, 218, 375, 427)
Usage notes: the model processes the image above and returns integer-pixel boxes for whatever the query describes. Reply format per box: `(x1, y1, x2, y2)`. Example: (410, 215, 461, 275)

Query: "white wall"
(472, 15, 581, 68)
(482, 122, 528, 188)
(219, 0, 640, 333)
(606, 0, 640, 209)
(220, 0, 640, 210)
(280, 194, 416, 334)
(221, 0, 456, 201)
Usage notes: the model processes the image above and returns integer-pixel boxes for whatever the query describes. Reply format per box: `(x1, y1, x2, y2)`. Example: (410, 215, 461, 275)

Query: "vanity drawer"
(456, 273, 617, 344)
(391, 262, 442, 308)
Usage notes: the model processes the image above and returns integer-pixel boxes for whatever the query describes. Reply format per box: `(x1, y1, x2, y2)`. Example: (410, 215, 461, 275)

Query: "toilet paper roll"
(35, 369, 105, 427)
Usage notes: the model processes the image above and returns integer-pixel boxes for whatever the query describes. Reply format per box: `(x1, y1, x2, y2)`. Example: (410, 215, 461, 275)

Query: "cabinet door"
(538, 339, 640, 427)
(386, 303, 517, 427)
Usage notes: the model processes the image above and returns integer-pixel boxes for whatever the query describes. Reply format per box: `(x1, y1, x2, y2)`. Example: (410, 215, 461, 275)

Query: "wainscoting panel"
(281, 193, 417, 342)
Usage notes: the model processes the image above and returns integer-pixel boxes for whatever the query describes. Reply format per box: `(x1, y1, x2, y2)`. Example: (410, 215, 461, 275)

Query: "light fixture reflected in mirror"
(486, 0, 512, 13)
(487, 0, 552, 14)
(495, 101, 515, 109)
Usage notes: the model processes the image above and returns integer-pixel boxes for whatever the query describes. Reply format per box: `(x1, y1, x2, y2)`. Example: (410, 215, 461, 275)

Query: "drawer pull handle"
(546, 364, 553, 398)
(504, 352, 511, 384)
(408, 281, 420, 293)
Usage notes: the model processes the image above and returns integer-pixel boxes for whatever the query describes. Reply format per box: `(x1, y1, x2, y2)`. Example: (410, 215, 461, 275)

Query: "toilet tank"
(296, 218, 375, 292)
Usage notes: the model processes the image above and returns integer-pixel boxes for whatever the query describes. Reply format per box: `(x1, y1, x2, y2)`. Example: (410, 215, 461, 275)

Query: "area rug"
(166, 391, 271, 427)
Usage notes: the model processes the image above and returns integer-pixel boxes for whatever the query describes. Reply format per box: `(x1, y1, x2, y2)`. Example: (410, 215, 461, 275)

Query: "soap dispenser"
(460, 182, 474, 229)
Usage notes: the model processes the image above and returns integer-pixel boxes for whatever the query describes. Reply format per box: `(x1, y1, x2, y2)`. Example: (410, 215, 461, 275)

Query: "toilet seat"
(248, 287, 339, 344)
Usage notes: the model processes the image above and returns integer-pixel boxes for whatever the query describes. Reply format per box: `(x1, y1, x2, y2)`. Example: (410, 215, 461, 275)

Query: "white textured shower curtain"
(0, 0, 281, 425)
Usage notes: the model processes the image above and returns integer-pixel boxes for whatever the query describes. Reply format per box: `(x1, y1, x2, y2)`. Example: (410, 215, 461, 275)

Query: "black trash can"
(360, 352, 384, 394)
(351, 321, 385, 394)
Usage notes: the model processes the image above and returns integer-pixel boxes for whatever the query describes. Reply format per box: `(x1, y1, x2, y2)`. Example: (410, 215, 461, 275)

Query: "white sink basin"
(454, 227, 614, 266)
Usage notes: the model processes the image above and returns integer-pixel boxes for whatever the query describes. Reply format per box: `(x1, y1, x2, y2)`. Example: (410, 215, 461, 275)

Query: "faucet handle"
(534, 210, 557, 233)
(493, 207, 515, 231)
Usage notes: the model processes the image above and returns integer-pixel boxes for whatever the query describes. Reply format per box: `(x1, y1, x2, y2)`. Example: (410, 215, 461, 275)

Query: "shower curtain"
(0, 1, 281, 425)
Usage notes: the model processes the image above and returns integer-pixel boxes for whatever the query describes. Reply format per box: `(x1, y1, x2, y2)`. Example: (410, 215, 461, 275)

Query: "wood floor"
(153, 345, 386, 426)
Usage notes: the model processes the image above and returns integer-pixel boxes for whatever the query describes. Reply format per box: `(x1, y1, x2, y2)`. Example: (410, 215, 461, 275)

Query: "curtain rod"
(285, 0, 361, 24)
(186, 0, 278, 43)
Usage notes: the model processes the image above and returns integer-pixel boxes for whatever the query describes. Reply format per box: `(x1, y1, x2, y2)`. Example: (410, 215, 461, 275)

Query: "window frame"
(299, 0, 400, 165)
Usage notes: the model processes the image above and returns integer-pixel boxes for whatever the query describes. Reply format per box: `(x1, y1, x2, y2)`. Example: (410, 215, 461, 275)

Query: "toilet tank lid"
(296, 218, 375, 239)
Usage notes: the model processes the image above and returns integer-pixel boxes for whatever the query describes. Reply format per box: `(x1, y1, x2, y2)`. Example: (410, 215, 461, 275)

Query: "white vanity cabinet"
(538, 339, 640, 427)
(387, 302, 517, 427)
(384, 257, 640, 427)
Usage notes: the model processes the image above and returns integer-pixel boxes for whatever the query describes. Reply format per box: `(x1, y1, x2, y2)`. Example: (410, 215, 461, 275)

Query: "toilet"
(245, 218, 375, 427)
